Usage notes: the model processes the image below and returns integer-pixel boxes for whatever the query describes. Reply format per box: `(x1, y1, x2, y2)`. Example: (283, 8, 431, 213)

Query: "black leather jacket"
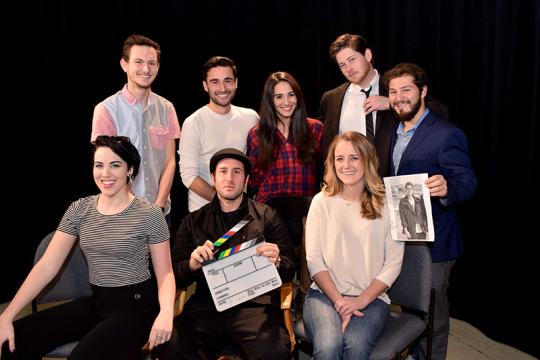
(172, 194, 295, 312)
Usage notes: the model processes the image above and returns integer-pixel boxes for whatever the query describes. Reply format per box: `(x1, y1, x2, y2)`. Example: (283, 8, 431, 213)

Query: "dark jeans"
(157, 303, 290, 360)
(2, 278, 158, 360)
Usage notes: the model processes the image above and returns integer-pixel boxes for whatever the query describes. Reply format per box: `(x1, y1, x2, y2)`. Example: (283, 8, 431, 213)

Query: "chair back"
(31, 232, 154, 359)
(266, 195, 312, 248)
(34, 231, 92, 304)
(387, 243, 432, 313)
(293, 238, 434, 359)
(368, 243, 434, 359)
(266, 196, 313, 318)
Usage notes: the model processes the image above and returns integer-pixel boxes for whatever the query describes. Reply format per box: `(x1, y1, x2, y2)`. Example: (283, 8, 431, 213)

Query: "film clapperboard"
(202, 216, 282, 311)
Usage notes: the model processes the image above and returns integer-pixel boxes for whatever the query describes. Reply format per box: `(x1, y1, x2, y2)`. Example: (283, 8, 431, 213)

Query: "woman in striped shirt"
(0, 136, 175, 359)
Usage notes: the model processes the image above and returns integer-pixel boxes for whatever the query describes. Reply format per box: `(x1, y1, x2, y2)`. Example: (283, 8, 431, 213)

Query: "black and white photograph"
(384, 173, 434, 242)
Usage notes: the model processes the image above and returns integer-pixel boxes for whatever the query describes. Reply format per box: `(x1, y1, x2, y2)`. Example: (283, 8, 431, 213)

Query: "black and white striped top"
(57, 195, 169, 287)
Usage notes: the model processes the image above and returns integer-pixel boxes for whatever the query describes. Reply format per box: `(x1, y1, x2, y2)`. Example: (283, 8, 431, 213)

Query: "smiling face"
(203, 66, 238, 113)
(93, 146, 132, 198)
(120, 45, 159, 90)
(272, 81, 297, 122)
(388, 74, 426, 122)
(334, 140, 365, 189)
(335, 47, 373, 86)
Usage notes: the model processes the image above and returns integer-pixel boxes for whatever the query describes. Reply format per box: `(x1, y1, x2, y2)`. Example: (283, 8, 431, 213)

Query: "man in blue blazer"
(319, 33, 448, 177)
(385, 63, 477, 360)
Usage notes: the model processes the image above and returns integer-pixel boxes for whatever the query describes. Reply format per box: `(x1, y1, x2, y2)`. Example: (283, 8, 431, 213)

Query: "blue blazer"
(319, 81, 448, 177)
(390, 110, 477, 262)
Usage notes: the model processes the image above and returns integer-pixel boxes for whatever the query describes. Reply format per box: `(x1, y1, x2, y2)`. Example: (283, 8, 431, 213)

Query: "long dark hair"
(257, 71, 317, 170)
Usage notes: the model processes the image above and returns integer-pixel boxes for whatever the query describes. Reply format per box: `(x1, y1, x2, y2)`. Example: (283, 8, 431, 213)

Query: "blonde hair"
(323, 131, 385, 219)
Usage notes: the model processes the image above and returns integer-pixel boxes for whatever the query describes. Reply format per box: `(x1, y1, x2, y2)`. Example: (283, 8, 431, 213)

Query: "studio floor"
(295, 317, 536, 359)
(444, 318, 535, 360)
(1, 302, 536, 359)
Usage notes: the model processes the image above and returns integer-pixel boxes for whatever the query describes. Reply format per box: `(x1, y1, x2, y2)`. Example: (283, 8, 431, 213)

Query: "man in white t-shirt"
(179, 56, 259, 212)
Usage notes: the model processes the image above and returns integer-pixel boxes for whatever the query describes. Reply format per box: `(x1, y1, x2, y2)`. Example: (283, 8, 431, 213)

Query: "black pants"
(1, 278, 158, 360)
(157, 303, 290, 360)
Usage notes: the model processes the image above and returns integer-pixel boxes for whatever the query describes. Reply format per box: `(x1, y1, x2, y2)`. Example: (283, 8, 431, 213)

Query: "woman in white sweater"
(303, 131, 404, 360)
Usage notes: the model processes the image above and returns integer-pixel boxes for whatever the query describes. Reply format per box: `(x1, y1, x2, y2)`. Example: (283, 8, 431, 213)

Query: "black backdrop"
(3, 0, 538, 357)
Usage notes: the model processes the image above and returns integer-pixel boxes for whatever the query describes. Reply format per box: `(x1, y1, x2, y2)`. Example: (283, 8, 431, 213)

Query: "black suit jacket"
(318, 79, 448, 177)
(172, 195, 295, 312)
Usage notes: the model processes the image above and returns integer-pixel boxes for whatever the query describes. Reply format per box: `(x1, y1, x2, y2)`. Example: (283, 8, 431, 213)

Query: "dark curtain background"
(3, 0, 538, 357)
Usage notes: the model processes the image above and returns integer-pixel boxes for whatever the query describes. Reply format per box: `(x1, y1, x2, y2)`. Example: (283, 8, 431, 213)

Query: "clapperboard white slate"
(202, 236, 282, 312)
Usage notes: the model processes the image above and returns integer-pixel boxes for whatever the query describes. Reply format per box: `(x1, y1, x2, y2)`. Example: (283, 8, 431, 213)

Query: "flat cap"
(209, 148, 251, 175)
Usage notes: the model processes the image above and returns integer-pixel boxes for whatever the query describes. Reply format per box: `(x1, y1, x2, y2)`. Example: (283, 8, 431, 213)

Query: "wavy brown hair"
(257, 71, 318, 170)
(323, 131, 385, 219)
(383, 62, 427, 92)
(329, 33, 372, 64)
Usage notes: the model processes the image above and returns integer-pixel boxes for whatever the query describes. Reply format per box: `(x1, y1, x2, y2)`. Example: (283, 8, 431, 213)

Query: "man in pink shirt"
(91, 34, 181, 215)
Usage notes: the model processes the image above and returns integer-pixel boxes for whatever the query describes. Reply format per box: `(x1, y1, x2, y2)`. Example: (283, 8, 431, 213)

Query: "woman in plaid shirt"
(247, 71, 324, 203)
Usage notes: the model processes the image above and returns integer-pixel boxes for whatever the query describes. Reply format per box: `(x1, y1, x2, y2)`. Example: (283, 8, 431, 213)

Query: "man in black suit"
(319, 33, 447, 177)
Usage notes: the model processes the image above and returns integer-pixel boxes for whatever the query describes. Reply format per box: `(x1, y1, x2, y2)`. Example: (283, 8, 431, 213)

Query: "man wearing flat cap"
(159, 148, 295, 359)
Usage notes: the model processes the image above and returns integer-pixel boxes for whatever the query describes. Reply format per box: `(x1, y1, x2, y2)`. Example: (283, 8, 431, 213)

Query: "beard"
(220, 191, 244, 201)
(217, 183, 245, 202)
(391, 98, 422, 122)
